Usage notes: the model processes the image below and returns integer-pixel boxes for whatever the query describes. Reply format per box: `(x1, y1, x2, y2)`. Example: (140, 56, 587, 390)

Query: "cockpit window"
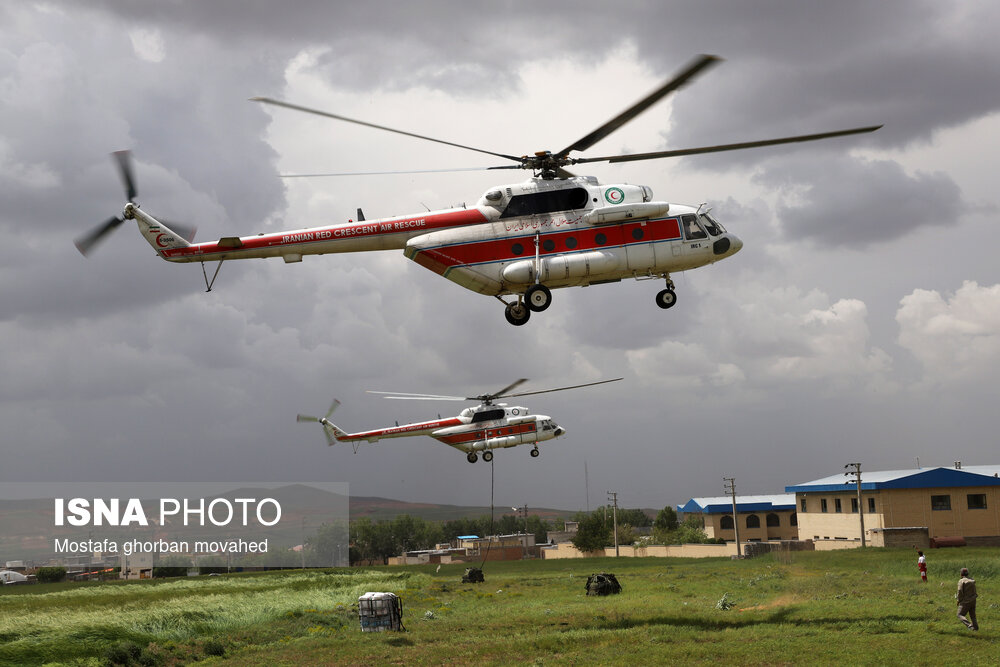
(699, 213, 725, 236)
(500, 187, 589, 219)
(681, 214, 707, 240)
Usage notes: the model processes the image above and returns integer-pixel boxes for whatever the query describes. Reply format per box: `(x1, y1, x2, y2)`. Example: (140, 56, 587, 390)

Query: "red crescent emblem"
(155, 233, 169, 248)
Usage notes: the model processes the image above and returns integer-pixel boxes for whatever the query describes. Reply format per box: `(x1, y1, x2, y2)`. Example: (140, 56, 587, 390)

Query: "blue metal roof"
(456, 535, 480, 539)
(678, 494, 795, 514)
(785, 466, 1000, 493)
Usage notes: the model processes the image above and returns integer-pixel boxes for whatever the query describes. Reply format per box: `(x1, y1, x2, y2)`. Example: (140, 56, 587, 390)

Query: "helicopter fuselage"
(319, 402, 565, 463)
(137, 175, 741, 322)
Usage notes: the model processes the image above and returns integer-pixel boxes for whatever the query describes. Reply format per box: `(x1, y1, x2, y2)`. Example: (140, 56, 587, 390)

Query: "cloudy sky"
(3, 1, 999, 513)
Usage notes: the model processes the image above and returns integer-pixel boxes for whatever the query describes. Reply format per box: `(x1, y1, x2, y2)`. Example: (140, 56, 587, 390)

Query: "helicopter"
(76, 55, 880, 325)
(296, 378, 621, 463)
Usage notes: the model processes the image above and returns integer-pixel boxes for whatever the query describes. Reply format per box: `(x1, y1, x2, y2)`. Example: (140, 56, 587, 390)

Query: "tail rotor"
(297, 400, 342, 446)
(75, 150, 196, 256)
(75, 151, 138, 256)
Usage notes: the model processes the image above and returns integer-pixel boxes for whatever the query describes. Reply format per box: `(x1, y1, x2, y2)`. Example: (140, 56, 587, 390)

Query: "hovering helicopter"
(296, 378, 621, 463)
(76, 55, 880, 325)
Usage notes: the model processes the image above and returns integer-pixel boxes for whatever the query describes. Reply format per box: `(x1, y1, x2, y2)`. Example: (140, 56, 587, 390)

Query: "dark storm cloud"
(765, 155, 963, 247)
(4, 1, 1000, 511)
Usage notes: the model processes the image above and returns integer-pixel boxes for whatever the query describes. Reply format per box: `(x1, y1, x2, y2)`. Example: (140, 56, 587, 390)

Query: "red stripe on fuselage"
(339, 417, 464, 441)
(433, 421, 537, 445)
(160, 209, 489, 259)
(415, 217, 681, 270)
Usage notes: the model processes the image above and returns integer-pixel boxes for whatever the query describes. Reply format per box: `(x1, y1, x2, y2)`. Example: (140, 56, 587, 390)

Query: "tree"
(654, 506, 679, 532)
(35, 566, 66, 583)
(153, 555, 192, 578)
(571, 511, 611, 552)
(673, 515, 712, 544)
(616, 508, 653, 527)
(306, 520, 350, 566)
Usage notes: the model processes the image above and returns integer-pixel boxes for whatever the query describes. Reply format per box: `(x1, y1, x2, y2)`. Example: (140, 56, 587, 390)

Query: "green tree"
(616, 523, 638, 546)
(571, 510, 611, 552)
(307, 520, 350, 566)
(672, 515, 712, 544)
(35, 566, 66, 583)
(654, 506, 679, 532)
(152, 555, 191, 578)
(616, 508, 653, 527)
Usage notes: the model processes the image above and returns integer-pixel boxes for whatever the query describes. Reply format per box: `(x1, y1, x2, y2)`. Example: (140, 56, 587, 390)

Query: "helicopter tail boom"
(130, 206, 193, 256)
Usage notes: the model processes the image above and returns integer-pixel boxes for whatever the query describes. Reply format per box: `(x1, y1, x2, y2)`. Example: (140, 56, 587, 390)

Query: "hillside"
(348, 495, 578, 522)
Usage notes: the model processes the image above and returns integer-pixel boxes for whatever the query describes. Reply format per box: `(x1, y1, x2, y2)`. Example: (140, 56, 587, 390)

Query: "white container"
(358, 592, 403, 632)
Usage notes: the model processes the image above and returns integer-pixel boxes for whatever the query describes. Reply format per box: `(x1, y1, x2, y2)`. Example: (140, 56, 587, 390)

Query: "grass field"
(1, 547, 997, 665)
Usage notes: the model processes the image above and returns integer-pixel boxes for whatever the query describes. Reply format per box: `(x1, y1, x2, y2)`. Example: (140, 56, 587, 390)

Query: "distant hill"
(349, 496, 578, 522)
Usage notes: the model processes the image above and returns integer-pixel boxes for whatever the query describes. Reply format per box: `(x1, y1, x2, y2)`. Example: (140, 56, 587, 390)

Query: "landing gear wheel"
(655, 288, 677, 309)
(525, 284, 552, 312)
(483, 451, 494, 462)
(467, 452, 478, 463)
(530, 447, 540, 458)
(504, 302, 531, 326)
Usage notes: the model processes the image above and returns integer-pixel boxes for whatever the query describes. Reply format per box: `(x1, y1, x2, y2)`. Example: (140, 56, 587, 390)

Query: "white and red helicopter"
(76, 55, 880, 325)
(296, 378, 620, 463)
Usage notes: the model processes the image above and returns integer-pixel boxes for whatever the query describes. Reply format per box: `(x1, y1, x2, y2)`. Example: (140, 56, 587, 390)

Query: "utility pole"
(607, 491, 619, 557)
(301, 517, 306, 569)
(844, 462, 866, 547)
(511, 505, 528, 559)
(723, 477, 741, 558)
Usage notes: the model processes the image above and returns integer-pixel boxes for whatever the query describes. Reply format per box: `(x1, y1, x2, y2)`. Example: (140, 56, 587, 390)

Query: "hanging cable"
(479, 456, 495, 569)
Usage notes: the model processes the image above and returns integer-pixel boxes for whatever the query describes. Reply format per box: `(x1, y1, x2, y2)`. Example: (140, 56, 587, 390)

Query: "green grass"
(1, 548, 997, 665)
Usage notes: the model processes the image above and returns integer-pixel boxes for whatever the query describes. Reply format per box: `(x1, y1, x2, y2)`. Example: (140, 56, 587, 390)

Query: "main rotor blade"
(574, 125, 883, 165)
(481, 378, 529, 400)
(252, 97, 525, 164)
(500, 377, 624, 400)
(556, 54, 720, 159)
(279, 166, 513, 178)
(74, 216, 125, 256)
(297, 414, 319, 423)
(367, 390, 468, 401)
(112, 150, 137, 201)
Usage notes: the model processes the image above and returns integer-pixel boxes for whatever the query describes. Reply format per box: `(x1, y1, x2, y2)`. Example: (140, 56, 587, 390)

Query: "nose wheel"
(530, 447, 540, 458)
(655, 276, 677, 309)
(504, 300, 531, 326)
(655, 288, 677, 309)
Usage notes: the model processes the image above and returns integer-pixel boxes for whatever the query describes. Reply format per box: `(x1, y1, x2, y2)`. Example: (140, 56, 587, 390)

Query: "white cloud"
(896, 281, 1000, 387)
(0, 138, 59, 189)
(627, 283, 894, 397)
(128, 28, 166, 63)
(767, 298, 892, 387)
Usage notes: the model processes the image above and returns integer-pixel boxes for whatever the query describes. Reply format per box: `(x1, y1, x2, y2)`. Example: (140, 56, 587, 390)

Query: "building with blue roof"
(677, 494, 798, 542)
(786, 463, 1000, 548)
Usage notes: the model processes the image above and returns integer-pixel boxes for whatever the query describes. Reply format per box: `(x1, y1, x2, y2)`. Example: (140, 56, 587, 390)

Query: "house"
(678, 494, 798, 542)
(786, 464, 1000, 548)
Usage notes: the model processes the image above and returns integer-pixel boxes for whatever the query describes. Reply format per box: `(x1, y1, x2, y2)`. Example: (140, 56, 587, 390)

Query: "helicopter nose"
(554, 426, 566, 437)
(730, 235, 743, 254)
